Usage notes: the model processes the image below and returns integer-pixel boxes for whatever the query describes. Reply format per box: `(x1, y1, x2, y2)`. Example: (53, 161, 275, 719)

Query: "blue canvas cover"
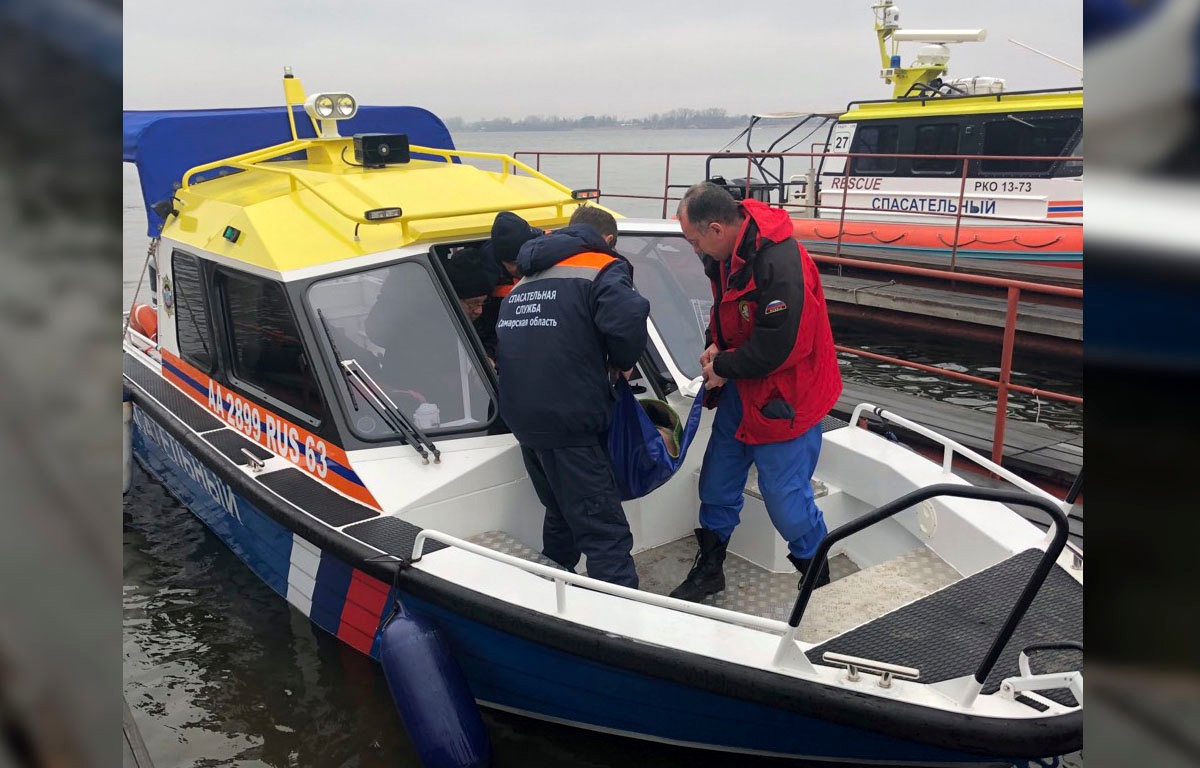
(123, 106, 457, 236)
(607, 378, 704, 501)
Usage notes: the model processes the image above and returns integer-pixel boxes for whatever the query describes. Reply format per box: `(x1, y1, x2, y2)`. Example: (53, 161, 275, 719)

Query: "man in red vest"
(670, 182, 843, 602)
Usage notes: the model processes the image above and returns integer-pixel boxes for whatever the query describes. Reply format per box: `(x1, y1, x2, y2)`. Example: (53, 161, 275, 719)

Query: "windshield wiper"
(339, 358, 441, 464)
(317, 309, 359, 411)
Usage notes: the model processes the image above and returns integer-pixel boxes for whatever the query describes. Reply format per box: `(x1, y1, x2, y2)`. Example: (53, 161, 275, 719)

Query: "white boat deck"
(467, 530, 959, 644)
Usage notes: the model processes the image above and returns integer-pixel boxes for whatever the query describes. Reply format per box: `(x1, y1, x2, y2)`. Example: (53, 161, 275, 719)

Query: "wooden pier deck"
(834, 380, 1083, 485)
(821, 274, 1082, 340)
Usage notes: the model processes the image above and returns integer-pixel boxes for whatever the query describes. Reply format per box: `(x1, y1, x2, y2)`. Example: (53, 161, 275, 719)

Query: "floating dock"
(833, 380, 1082, 484)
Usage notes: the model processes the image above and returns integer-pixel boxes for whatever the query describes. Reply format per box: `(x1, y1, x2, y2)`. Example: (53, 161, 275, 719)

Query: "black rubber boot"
(669, 528, 728, 602)
(788, 552, 831, 589)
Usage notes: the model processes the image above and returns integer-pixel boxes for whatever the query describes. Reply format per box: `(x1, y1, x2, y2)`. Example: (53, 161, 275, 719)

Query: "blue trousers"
(521, 443, 638, 588)
(698, 384, 828, 559)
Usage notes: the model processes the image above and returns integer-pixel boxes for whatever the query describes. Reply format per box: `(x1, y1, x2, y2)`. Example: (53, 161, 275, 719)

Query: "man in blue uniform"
(495, 210, 650, 588)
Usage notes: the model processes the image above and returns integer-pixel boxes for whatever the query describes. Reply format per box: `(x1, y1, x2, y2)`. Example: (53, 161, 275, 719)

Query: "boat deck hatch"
(809, 549, 1082, 706)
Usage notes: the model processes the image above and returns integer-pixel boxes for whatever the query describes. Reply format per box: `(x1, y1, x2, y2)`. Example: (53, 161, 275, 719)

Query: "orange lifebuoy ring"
(130, 303, 158, 342)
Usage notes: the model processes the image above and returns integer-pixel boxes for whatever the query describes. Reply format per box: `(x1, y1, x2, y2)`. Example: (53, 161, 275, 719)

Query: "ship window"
(221, 272, 324, 421)
(912, 124, 960, 175)
(980, 116, 1081, 176)
(850, 123, 899, 174)
(171, 251, 214, 371)
(617, 233, 714, 381)
(1058, 134, 1083, 178)
(308, 260, 496, 440)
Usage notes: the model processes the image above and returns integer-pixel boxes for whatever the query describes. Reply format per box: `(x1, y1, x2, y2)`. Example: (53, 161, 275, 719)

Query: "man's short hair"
(569, 205, 619, 246)
(678, 182, 741, 227)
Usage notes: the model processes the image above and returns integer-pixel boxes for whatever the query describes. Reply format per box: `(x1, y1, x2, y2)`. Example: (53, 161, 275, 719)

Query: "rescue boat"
(122, 69, 1082, 764)
(708, 1, 1082, 268)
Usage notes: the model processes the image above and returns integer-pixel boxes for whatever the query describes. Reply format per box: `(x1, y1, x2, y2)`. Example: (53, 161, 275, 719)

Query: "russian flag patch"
(764, 300, 787, 315)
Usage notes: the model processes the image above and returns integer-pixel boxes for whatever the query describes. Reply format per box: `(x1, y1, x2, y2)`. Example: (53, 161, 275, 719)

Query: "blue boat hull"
(129, 401, 1057, 766)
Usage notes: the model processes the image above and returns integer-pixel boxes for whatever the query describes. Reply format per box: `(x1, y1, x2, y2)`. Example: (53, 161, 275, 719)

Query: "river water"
(123, 126, 1082, 766)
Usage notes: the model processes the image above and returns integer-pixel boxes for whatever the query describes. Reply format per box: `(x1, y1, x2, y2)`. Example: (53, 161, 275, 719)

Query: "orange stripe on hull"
(791, 218, 1082, 254)
(160, 350, 382, 510)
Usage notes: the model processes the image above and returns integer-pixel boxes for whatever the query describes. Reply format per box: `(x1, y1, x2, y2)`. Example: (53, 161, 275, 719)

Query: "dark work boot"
(669, 528, 728, 602)
(788, 552, 831, 589)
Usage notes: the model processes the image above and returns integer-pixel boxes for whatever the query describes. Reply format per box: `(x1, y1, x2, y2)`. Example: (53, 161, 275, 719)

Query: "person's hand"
(701, 359, 727, 390)
(699, 343, 719, 368)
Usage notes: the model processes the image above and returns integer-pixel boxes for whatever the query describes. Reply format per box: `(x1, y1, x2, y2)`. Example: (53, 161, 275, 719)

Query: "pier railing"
(821, 254, 1082, 467)
(508, 146, 1083, 471)
(510, 148, 1083, 270)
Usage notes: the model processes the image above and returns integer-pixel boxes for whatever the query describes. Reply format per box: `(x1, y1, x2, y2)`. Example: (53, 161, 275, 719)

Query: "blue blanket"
(607, 378, 704, 501)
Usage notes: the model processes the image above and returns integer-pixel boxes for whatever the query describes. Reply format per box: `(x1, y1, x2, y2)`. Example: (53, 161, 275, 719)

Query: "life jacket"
(709, 201, 842, 444)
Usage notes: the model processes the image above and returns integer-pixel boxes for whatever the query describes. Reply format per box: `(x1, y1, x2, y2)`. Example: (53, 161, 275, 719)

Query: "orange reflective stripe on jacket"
(557, 252, 616, 270)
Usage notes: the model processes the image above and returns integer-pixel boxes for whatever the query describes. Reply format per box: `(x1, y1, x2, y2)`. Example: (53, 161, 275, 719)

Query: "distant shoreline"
(445, 109, 750, 133)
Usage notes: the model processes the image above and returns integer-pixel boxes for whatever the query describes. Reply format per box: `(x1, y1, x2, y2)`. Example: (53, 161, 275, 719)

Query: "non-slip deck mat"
(257, 469, 378, 527)
(346, 516, 447, 557)
(467, 531, 558, 568)
(204, 429, 273, 466)
(124, 354, 221, 432)
(810, 549, 1082, 706)
(820, 414, 849, 433)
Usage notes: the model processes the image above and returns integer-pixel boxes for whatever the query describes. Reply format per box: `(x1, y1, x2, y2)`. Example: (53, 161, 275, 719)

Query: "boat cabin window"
(307, 261, 495, 441)
(850, 123, 900, 175)
(617, 233, 712, 380)
(171, 251, 216, 371)
(911, 123, 960, 175)
(219, 271, 325, 423)
(978, 115, 1081, 176)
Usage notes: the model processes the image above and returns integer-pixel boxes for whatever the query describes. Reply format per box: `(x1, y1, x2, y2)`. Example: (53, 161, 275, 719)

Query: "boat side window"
(171, 250, 215, 372)
(850, 123, 899, 175)
(1058, 134, 1082, 178)
(979, 115, 1082, 176)
(911, 123, 960, 175)
(307, 260, 497, 441)
(219, 271, 324, 423)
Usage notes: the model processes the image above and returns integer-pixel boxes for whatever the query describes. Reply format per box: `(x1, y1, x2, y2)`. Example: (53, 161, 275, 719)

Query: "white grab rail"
(849, 402, 1072, 515)
(410, 529, 791, 635)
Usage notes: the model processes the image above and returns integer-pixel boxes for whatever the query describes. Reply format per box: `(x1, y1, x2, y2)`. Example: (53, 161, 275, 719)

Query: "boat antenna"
(1008, 39, 1083, 80)
(873, 0, 986, 99)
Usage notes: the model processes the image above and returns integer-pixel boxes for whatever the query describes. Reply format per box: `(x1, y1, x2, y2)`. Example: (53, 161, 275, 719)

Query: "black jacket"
(496, 225, 650, 448)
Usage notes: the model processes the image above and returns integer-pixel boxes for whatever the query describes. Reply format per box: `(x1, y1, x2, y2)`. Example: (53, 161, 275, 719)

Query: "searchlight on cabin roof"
(304, 91, 358, 138)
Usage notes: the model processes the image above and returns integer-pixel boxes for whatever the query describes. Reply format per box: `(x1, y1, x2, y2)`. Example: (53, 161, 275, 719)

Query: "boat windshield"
(617, 233, 712, 380)
(307, 260, 495, 440)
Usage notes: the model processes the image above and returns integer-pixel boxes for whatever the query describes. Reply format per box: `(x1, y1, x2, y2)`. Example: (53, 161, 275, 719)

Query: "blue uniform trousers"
(521, 443, 639, 588)
(698, 384, 827, 559)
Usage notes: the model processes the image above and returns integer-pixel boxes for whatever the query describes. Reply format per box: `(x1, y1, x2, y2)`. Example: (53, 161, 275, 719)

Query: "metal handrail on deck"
(848, 402, 1071, 514)
(782, 483, 1072, 708)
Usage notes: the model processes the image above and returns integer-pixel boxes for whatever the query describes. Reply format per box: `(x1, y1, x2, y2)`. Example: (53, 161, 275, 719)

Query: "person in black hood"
(496, 210, 649, 588)
(477, 212, 543, 362)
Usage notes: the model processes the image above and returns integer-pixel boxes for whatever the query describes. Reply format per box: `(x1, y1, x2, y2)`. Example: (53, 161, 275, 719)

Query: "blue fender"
(379, 598, 492, 768)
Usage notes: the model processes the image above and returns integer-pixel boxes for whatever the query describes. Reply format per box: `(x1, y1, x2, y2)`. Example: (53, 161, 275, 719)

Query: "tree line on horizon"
(443, 107, 750, 132)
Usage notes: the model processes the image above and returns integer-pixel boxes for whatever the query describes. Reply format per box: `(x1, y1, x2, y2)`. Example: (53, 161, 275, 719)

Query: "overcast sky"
(123, 0, 1081, 119)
